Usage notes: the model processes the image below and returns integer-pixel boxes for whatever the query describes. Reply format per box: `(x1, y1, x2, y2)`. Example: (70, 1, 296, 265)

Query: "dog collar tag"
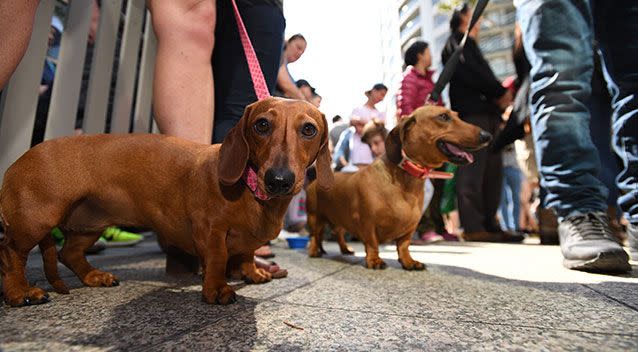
(242, 166, 270, 200)
(399, 150, 453, 180)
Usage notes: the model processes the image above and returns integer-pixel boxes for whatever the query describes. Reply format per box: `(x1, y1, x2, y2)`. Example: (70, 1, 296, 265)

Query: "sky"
(283, 0, 390, 125)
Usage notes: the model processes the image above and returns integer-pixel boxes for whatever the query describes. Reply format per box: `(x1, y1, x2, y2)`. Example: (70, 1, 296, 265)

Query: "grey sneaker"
(628, 224, 638, 261)
(558, 212, 630, 273)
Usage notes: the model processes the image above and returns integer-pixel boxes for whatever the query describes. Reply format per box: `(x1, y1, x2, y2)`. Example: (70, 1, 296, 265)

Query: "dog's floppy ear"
(218, 104, 252, 185)
(385, 115, 415, 164)
(316, 113, 335, 190)
(385, 125, 402, 164)
(399, 115, 416, 144)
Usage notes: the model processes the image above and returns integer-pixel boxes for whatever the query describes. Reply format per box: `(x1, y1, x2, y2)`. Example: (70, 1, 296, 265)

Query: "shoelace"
(566, 213, 615, 242)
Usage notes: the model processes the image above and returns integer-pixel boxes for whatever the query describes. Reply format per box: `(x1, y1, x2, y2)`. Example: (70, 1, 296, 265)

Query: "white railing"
(0, 0, 157, 183)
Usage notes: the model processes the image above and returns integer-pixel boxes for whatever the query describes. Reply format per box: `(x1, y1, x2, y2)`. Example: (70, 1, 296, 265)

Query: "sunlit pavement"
(2, 233, 637, 351)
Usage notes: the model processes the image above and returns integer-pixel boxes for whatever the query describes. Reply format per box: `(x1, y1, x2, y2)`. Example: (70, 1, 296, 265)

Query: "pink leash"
(231, 0, 271, 100)
(231, 0, 271, 200)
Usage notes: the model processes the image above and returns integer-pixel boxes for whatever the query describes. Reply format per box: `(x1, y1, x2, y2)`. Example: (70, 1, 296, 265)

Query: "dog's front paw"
(366, 258, 387, 270)
(82, 270, 120, 287)
(4, 286, 51, 307)
(202, 284, 237, 305)
(400, 259, 427, 271)
(244, 268, 273, 284)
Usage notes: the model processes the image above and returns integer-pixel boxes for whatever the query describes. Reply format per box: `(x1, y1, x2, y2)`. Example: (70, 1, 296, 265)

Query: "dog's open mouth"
(437, 141, 475, 165)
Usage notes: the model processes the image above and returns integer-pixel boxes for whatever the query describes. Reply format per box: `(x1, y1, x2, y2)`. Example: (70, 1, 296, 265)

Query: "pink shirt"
(351, 105, 386, 124)
(349, 131, 373, 165)
(396, 67, 442, 119)
(349, 105, 385, 165)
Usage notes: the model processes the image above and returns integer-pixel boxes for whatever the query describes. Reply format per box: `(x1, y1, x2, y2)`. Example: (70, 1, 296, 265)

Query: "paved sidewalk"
(1, 234, 637, 351)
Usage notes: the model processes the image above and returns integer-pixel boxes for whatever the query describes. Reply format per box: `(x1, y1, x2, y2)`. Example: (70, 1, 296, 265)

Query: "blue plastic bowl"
(286, 236, 310, 249)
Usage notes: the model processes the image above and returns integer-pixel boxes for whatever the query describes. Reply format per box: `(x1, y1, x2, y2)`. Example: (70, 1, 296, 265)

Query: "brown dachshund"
(0, 97, 333, 307)
(305, 105, 490, 270)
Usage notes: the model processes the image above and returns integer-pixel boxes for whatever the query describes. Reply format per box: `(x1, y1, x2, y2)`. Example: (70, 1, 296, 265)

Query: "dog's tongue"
(446, 143, 474, 163)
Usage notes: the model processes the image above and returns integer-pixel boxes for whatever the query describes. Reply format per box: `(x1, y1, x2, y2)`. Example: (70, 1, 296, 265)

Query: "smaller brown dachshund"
(305, 105, 491, 270)
(0, 97, 333, 307)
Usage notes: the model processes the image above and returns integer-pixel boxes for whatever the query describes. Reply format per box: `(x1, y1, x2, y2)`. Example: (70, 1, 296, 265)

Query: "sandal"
(254, 256, 288, 279)
(254, 245, 275, 259)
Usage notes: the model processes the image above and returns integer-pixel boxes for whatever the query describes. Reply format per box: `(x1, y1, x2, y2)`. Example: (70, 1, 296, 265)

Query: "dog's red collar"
(398, 150, 453, 179)
(242, 166, 270, 200)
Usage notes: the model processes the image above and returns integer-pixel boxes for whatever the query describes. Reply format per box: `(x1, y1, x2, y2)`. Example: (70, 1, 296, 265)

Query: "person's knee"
(150, 0, 216, 51)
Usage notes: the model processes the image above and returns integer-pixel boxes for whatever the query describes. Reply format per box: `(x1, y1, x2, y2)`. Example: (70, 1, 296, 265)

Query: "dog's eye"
(437, 114, 451, 122)
(301, 123, 317, 138)
(254, 119, 270, 135)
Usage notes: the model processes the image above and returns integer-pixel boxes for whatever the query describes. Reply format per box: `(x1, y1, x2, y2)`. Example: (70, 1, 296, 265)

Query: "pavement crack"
(270, 300, 638, 338)
(581, 284, 638, 312)
(262, 265, 351, 302)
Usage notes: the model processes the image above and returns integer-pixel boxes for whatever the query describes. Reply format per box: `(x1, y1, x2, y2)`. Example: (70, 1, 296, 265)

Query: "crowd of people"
(0, 0, 635, 274)
(283, 2, 637, 273)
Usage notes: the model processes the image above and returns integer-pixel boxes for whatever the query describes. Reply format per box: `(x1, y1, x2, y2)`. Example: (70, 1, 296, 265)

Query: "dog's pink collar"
(398, 150, 453, 179)
(242, 166, 270, 200)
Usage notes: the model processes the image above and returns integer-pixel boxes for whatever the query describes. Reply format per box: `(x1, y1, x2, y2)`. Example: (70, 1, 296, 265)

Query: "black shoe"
(462, 230, 524, 243)
(559, 212, 630, 273)
(628, 223, 638, 262)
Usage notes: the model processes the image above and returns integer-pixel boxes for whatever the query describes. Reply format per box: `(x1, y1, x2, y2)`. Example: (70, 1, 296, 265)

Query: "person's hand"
(495, 89, 513, 111)
(350, 116, 363, 126)
(501, 105, 513, 121)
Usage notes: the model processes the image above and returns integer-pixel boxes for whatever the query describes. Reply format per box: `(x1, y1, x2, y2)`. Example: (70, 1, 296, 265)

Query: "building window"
(435, 34, 448, 52)
(400, 14, 421, 40)
(482, 8, 516, 28)
(479, 33, 512, 54)
(434, 13, 448, 27)
(489, 57, 515, 79)
(400, 0, 419, 17)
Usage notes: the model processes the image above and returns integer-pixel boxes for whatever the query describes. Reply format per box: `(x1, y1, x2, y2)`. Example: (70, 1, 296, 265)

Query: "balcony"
(400, 14, 422, 43)
(399, 0, 420, 27)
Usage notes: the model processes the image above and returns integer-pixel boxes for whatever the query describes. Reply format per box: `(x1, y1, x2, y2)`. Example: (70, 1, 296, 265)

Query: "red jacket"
(396, 67, 443, 119)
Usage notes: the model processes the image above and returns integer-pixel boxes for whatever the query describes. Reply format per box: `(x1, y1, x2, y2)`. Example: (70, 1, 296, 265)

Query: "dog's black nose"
(265, 168, 295, 195)
(479, 130, 492, 144)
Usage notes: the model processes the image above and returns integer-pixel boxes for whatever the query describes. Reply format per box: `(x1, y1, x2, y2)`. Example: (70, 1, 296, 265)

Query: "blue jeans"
(588, 88, 620, 207)
(499, 166, 523, 231)
(516, 0, 638, 225)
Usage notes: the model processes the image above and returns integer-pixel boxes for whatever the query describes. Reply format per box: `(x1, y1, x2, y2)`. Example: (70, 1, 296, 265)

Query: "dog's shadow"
(64, 275, 259, 350)
(318, 251, 409, 270)
(16, 248, 261, 350)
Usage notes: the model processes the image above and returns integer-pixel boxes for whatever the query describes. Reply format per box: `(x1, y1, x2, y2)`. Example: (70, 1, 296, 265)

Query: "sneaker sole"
(104, 238, 143, 248)
(85, 245, 106, 254)
(563, 251, 631, 273)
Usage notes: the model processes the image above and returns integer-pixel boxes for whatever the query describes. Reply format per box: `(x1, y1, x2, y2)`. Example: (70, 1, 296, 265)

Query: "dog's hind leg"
(307, 215, 326, 258)
(39, 233, 70, 294)
(59, 231, 119, 287)
(0, 232, 51, 307)
(334, 227, 354, 255)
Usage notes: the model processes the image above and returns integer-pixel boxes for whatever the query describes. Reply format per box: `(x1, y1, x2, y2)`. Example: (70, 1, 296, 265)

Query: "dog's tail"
(39, 234, 69, 294)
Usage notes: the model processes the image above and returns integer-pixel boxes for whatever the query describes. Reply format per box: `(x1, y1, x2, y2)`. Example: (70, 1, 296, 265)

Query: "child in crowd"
(360, 120, 387, 158)
(333, 84, 388, 171)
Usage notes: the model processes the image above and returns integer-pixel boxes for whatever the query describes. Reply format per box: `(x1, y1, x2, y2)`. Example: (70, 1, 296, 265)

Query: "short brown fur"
(306, 105, 488, 270)
(0, 97, 333, 307)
